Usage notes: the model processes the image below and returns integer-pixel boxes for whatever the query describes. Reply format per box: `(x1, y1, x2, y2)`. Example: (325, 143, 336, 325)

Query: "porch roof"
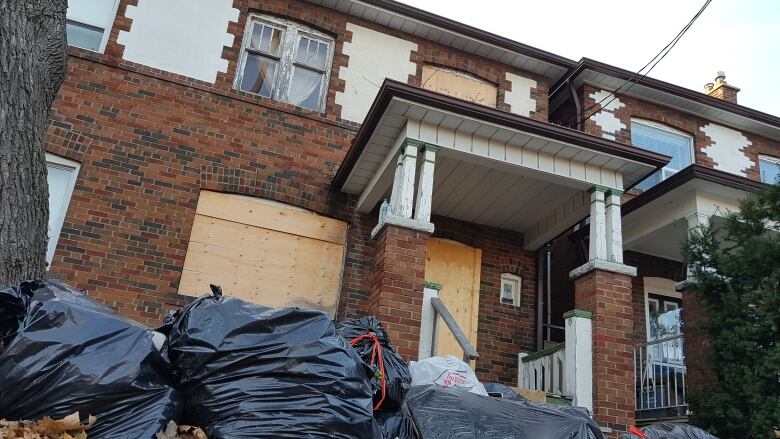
(622, 165, 767, 261)
(334, 80, 669, 250)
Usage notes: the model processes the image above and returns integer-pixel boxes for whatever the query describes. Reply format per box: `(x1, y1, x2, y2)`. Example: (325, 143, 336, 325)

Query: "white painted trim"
(588, 190, 608, 261)
(397, 146, 418, 218)
(414, 146, 436, 222)
(565, 313, 593, 411)
(499, 273, 522, 307)
(66, 0, 120, 53)
(45, 153, 81, 266)
(419, 285, 440, 360)
(569, 259, 637, 279)
(370, 213, 434, 239)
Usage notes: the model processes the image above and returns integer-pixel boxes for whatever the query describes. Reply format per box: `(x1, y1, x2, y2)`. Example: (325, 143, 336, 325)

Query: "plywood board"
(425, 238, 481, 359)
(196, 190, 347, 245)
(179, 193, 347, 317)
(422, 65, 497, 107)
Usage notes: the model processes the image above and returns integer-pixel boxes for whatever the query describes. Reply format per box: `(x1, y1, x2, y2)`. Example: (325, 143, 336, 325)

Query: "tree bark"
(0, 0, 67, 285)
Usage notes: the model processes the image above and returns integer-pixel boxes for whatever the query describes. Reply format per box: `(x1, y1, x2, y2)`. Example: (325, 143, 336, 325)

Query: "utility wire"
(564, 0, 713, 128)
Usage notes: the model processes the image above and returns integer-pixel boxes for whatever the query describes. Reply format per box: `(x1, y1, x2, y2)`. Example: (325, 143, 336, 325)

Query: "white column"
(418, 282, 441, 360)
(517, 353, 529, 388)
(564, 310, 593, 412)
(414, 144, 437, 223)
(397, 146, 418, 219)
(605, 190, 623, 264)
(388, 153, 405, 216)
(589, 188, 608, 261)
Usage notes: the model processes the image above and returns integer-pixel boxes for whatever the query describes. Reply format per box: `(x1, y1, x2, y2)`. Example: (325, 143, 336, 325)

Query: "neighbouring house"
(45, 0, 779, 436)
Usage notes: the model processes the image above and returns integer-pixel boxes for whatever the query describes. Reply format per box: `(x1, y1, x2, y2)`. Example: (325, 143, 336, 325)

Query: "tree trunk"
(0, 0, 67, 285)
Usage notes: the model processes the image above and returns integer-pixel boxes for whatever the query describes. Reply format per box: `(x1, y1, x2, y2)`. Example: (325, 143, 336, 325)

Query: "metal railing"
(517, 343, 566, 395)
(634, 334, 688, 416)
(430, 296, 479, 361)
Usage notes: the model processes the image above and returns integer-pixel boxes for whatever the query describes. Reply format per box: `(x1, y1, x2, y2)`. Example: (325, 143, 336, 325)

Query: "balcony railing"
(517, 343, 566, 395)
(634, 334, 688, 418)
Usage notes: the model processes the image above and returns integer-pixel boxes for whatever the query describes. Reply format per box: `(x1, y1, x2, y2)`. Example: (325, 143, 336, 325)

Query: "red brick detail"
(369, 225, 429, 361)
(574, 270, 635, 436)
(680, 288, 713, 414)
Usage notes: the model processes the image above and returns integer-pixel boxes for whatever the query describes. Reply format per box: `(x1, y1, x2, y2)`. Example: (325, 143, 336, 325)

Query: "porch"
(334, 79, 669, 431)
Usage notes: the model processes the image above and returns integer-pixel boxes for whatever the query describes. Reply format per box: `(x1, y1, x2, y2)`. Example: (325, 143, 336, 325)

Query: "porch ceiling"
(622, 165, 767, 261)
(335, 80, 669, 250)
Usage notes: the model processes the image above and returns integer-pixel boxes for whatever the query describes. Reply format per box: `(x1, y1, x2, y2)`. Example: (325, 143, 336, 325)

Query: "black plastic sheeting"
(336, 316, 412, 411)
(484, 382, 528, 402)
(406, 385, 603, 439)
(0, 279, 181, 439)
(619, 423, 719, 439)
(375, 408, 418, 439)
(165, 288, 376, 439)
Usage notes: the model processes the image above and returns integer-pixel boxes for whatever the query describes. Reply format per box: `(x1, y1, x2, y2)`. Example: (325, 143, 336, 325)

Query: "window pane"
(295, 37, 328, 70)
(47, 165, 75, 238)
(66, 20, 104, 52)
(249, 23, 282, 55)
(759, 158, 780, 183)
(67, 0, 117, 28)
(631, 121, 693, 189)
(288, 67, 323, 110)
(240, 54, 277, 97)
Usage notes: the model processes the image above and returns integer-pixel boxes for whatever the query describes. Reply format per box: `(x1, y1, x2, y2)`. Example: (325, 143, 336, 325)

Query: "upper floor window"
(236, 15, 334, 112)
(631, 120, 694, 191)
(66, 0, 120, 53)
(759, 155, 780, 184)
(46, 153, 80, 266)
(421, 65, 498, 107)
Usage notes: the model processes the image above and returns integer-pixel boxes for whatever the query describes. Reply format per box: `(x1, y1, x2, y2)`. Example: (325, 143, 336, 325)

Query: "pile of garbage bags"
(620, 423, 719, 439)
(0, 279, 608, 439)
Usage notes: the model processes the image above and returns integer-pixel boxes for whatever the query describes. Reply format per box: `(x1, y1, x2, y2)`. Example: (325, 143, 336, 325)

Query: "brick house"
(45, 0, 779, 435)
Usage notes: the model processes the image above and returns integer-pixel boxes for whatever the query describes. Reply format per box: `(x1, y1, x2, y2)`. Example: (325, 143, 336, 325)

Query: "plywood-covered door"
(425, 238, 482, 358)
(178, 191, 347, 317)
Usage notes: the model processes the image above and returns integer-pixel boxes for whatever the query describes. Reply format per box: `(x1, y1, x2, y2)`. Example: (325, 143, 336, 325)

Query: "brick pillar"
(680, 288, 713, 423)
(369, 224, 429, 361)
(573, 269, 635, 437)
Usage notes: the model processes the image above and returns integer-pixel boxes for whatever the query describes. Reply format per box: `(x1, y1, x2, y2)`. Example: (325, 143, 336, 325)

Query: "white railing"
(517, 343, 566, 395)
(634, 334, 688, 414)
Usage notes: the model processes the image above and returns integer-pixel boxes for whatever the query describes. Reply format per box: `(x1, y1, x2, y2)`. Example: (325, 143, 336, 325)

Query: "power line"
(564, 0, 713, 128)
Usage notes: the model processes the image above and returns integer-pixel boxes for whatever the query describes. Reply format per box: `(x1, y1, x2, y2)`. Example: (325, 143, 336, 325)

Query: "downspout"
(569, 79, 582, 131)
(545, 244, 552, 343)
(536, 249, 544, 350)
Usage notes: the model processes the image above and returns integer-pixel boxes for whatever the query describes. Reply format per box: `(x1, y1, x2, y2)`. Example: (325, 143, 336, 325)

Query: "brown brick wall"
(431, 216, 537, 385)
(574, 270, 635, 435)
(579, 84, 780, 183)
(368, 224, 429, 361)
(680, 288, 713, 413)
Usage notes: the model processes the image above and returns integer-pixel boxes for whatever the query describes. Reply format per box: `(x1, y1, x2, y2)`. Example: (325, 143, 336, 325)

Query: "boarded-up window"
(178, 191, 347, 317)
(421, 65, 497, 107)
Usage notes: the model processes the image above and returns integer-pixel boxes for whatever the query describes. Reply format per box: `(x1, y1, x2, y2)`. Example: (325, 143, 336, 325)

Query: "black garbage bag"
(0, 283, 32, 349)
(0, 279, 181, 439)
(375, 407, 418, 439)
(619, 423, 719, 439)
(406, 384, 603, 439)
(336, 316, 412, 410)
(166, 288, 376, 439)
(484, 382, 528, 401)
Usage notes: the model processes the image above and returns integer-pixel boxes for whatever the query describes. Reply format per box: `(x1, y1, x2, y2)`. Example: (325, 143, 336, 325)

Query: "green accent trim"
(607, 189, 624, 197)
(563, 309, 593, 320)
(521, 342, 564, 363)
(424, 281, 443, 291)
(404, 138, 425, 149)
(545, 395, 573, 405)
(420, 144, 439, 153)
(588, 185, 609, 194)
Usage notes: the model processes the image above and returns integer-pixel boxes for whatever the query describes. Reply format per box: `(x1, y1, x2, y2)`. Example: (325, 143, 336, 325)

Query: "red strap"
(628, 426, 647, 438)
(350, 332, 387, 411)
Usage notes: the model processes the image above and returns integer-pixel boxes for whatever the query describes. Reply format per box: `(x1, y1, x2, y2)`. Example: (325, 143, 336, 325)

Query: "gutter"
(332, 79, 671, 189)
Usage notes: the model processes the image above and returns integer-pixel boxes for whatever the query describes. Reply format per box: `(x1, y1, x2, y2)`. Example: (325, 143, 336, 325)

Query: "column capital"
(569, 259, 637, 279)
(588, 185, 610, 194)
(563, 309, 593, 320)
(606, 189, 624, 198)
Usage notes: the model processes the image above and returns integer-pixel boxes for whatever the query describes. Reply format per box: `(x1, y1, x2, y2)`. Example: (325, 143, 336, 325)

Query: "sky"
(399, 0, 780, 116)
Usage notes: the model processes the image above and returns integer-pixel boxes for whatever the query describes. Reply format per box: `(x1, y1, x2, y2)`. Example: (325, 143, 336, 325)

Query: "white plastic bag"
(408, 355, 487, 396)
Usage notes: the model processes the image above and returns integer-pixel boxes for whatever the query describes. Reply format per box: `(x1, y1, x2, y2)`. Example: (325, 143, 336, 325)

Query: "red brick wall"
(368, 225, 429, 361)
(579, 84, 780, 183)
(680, 288, 713, 411)
(574, 270, 635, 436)
(431, 216, 537, 385)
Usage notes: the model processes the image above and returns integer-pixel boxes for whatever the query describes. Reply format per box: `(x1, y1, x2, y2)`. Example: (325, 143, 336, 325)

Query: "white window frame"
(642, 277, 682, 341)
(235, 14, 334, 112)
(500, 273, 522, 307)
(66, 0, 121, 53)
(758, 154, 780, 183)
(631, 118, 695, 183)
(46, 153, 81, 266)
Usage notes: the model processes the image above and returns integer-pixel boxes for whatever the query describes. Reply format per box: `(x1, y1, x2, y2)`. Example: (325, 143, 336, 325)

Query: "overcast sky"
(400, 0, 780, 116)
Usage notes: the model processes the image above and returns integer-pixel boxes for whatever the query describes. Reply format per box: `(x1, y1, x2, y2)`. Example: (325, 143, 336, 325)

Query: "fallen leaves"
(155, 421, 208, 439)
(0, 412, 95, 439)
